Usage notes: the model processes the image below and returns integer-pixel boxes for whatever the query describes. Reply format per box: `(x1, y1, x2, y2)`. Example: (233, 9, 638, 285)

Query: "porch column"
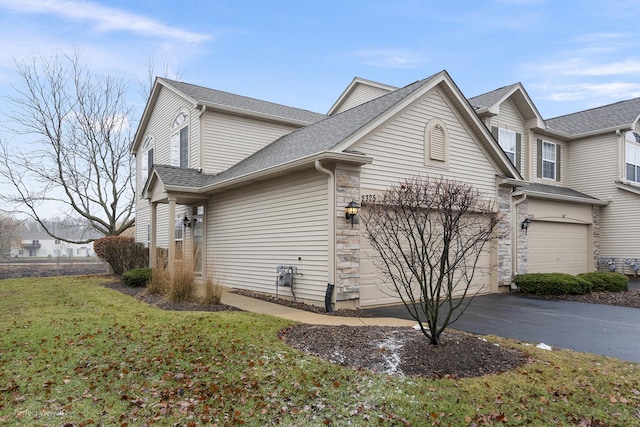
(149, 202, 157, 268)
(168, 195, 176, 282)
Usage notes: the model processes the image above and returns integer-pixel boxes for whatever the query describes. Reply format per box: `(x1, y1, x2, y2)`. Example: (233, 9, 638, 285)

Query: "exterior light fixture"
(345, 200, 360, 226)
(182, 215, 191, 228)
(521, 218, 531, 233)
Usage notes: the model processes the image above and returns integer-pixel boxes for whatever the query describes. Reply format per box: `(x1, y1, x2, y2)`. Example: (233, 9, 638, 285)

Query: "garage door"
(527, 221, 588, 275)
(359, 225, 493, 308)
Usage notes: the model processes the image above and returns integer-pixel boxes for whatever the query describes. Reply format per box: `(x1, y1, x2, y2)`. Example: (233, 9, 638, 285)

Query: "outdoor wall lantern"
(182, 215, 191, 228)
(345, 200, 360, 227)
(521, 217, 532, 234)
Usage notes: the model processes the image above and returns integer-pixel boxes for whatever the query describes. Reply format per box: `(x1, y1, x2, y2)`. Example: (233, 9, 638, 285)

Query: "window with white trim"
(140, 135, 154, 183)
(542, 140, 557, 180)
(171, 112, 189, 168)
(626, 132, 640, 183)
(498, 128, 516, 164)
(174, 219, 184, 260)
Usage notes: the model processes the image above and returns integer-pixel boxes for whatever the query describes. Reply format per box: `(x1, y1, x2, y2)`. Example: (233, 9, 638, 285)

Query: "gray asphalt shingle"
(160, 78, 326, 124)
(546, 97, 640, 135)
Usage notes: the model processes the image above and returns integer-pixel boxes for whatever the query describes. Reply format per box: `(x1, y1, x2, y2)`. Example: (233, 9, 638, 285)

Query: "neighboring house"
(131, 71, 638, 309)
(11, 225, 99, 258)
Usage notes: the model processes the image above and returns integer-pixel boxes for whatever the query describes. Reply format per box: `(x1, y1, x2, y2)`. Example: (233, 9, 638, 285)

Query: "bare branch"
(0, 51, 135, 243)
(362, 176, 505, 345)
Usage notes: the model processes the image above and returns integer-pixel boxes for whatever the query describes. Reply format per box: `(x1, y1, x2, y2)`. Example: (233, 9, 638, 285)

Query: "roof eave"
(523, 189, 609, 206)
(201, 151, 374, 194)
(197, 101, 318, 126)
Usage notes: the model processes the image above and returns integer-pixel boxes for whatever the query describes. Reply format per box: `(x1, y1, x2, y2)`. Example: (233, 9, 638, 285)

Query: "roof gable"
(131, 77, 326, 153)
(469, 83, 545, 128)
(546, 97, 640, 136)
(327, 77, 398, 115)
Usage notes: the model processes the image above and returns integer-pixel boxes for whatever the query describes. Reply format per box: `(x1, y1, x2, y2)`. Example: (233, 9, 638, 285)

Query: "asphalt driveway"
(366, 284, 640, 363)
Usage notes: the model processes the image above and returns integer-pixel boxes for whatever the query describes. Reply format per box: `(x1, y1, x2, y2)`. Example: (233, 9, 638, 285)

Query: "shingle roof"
(153, 164, 216, 188)
(151, 73, 441, 190)
(523, 182, 600, 201)
(468, 84, 519, 110)
(159, 78, 326, 124)
(546, 97, 640, 135)
(209, 73, 441, 184)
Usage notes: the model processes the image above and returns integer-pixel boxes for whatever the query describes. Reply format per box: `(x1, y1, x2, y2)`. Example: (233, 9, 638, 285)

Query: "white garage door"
(359, 228, 493, 308)
(527, 221, 588, 275)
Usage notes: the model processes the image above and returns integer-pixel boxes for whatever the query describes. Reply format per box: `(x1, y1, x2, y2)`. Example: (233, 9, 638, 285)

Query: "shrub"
(515, 273, 593, 295)
(122, 268, 152, 288)
(168, 259, 196, 303)
(94, 236, 149, 276)
(202, 265, 224, 305)
(147, 250, 169, 296)
(578, 272, 628, 292)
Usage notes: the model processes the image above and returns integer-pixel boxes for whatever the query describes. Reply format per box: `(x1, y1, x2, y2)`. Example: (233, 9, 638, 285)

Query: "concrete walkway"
(220, 289, 415, 327)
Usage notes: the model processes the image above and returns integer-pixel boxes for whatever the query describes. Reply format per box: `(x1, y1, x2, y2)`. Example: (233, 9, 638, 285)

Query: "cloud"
(540, 82, 640, 102)
(0, 0, 211, 44)
(350, 49, 426, 69)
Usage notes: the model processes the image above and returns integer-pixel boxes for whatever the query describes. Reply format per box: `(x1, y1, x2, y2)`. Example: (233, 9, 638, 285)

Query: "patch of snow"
(377, 335, 404, 376)
(536, 343, 553, 351)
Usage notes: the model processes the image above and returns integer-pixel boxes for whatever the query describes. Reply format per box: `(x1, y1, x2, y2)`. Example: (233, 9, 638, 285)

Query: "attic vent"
(430, 124, 446, 161)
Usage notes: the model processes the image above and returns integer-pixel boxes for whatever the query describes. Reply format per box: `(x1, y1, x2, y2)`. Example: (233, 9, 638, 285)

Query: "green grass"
(1, 276, 639, 426)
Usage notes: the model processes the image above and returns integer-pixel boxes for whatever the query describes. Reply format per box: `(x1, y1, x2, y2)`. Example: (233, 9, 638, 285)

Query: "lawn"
(1, 276, 639, 426)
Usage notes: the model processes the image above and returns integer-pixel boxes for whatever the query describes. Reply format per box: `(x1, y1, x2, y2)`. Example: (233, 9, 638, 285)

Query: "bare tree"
(362, 176, 504, 345)
(0, 51, 135, 244)
(0, 214, 22, 258)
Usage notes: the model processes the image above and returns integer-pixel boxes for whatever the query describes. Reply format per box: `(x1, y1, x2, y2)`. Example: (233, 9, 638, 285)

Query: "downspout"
(197, 105, 207, 172)
(512, 192, 527, 287)
(315, 160, 335, 312)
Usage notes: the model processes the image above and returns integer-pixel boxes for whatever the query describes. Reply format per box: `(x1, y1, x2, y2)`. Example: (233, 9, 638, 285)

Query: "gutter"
(314, 160, 336, 312)
(198, 151, 373, 194)
(523, 190, 609, 206)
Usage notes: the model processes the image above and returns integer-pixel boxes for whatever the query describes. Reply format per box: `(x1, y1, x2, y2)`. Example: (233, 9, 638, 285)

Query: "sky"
(1, 0, 640, 121)
(0, 0, 640, 220)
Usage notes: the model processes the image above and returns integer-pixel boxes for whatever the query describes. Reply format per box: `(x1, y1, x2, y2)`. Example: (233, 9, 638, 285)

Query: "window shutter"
(147, 148, 154, 176)
(515, 133, 522, 172)
(179, 127, 188, 168)
(430, 125, 445, 161)
(140, 153, 148, 181)
(491, 126, 498, 140)
(556, 144, 561, 182)
(170, 132, 179, 167)
(536, 139, 542, 178)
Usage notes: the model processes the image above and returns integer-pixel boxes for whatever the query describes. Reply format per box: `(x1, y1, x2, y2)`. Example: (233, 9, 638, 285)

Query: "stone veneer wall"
(515, 198, 528, 276)
(496, 188, 513, 287)
(592, 206, 601, 271)
(334, 166, 361, 302)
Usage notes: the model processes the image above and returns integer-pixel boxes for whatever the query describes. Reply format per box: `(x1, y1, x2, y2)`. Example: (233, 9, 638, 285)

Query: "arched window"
(171, 111, 189, 168)
(140, 134, 154, 183)
(424, 119, 449, 167)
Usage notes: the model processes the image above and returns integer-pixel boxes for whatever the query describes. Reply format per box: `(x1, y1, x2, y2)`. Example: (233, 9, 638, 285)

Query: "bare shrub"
(202, 264, 224, 305)
(147, 250, 169, 296)
(363, 176, 504, 345)
(169, 258, 196, 303)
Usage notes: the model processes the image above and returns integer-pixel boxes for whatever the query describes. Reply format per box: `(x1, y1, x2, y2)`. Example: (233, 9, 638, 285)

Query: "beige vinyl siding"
(355, 88, 498, 197)
(489, 99, 526, 174)
(206, 169, 329, 302)
(567, 133, 640, 258)
(568, 134, 618, 197)
(333, 84, 393, 114)
(134, 86, 195, 247)
(202, 111, 301, 174)
(600, 189, 640, 257)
